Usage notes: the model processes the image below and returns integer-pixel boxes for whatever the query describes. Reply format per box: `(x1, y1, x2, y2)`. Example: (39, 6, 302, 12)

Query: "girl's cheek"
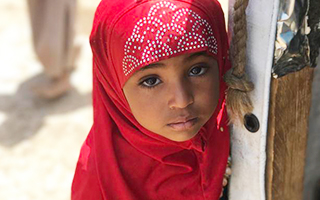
(197, 78, 219, 104)
(135, 87, 166, 109)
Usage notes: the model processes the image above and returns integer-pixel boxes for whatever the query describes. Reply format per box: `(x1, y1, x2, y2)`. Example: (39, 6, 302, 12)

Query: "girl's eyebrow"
(138, 51, 208, 72)
(184, 51, 208, 62)
(139, 63, 165, 71)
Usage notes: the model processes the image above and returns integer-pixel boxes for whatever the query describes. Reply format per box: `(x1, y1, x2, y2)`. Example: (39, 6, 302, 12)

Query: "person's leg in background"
(27, 0, 79, 99)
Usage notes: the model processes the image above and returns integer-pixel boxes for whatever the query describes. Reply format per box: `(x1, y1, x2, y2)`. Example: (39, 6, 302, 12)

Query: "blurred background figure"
(0, 0, 96, 199)
(27, 0, 79, 99)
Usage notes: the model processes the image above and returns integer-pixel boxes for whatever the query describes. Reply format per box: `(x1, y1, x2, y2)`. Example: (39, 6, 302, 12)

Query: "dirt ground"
(0, 1, 319, 200)
(0, 1, 98, 199)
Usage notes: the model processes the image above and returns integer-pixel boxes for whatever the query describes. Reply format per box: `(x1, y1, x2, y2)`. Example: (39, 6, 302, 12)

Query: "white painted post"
(227, 0, 279, 199)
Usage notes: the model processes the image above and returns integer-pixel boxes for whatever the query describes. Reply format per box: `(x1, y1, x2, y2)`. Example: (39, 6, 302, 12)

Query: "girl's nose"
(168, 80, 194, 109)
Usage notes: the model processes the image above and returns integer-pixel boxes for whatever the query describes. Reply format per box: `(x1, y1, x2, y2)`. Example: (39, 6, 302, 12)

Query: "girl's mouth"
(167, 117, 198, 131)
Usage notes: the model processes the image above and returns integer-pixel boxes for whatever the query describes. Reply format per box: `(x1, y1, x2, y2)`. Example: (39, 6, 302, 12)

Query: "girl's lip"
(167, 117, 198, 131)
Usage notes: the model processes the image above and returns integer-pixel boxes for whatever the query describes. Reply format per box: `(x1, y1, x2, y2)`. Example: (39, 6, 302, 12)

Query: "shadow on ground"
(0, 73, 91, 148)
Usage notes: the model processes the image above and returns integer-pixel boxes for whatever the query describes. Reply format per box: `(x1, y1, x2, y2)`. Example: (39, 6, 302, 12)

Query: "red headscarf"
(72, 0, 231, 199)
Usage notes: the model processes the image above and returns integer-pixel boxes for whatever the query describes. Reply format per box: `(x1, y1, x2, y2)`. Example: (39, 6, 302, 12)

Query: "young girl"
(72, 0, 231, 199)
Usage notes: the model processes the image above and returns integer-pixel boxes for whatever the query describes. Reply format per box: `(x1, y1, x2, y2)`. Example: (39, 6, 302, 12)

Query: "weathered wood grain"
(266, 67, 314, 200)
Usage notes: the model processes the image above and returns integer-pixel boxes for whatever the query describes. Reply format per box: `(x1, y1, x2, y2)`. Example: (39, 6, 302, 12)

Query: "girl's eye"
(140, 77, 161, 88)
(189, 65, 208, 76)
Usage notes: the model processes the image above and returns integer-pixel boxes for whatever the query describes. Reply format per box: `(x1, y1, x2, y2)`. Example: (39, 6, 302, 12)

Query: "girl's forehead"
(153, 51, 215, 66)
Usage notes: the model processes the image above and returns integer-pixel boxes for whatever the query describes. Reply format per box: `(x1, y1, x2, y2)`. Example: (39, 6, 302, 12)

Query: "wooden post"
(266, 67, 314, 200)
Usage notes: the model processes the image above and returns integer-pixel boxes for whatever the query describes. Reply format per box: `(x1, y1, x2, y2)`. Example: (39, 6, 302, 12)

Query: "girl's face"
(123, 51, 220, 141)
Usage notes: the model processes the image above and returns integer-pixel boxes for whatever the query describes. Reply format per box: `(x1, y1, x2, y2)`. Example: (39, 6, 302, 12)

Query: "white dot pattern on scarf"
(123, 1, 218, 76)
